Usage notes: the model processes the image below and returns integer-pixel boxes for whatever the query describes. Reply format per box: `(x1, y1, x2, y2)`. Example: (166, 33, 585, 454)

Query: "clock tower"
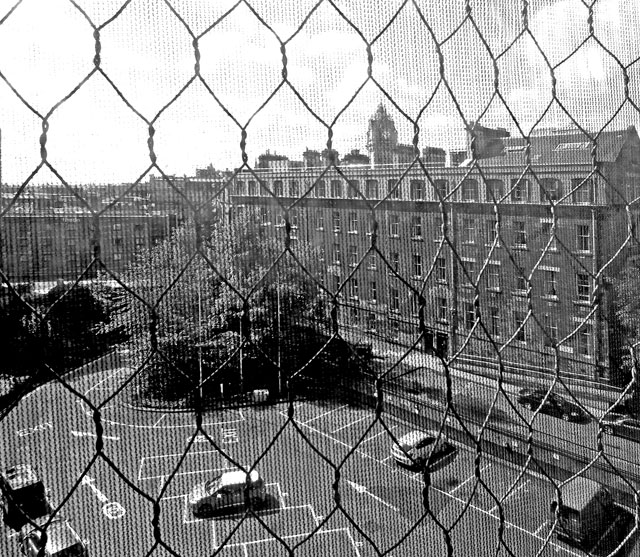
(366, 104, 398, 166)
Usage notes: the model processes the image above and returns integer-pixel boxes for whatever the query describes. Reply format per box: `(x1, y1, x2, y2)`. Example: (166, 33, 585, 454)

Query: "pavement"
(341, 330, 627, 415)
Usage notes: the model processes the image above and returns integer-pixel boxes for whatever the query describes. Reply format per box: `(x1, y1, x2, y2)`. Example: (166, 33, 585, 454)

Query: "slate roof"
(467, 126, 638, 167)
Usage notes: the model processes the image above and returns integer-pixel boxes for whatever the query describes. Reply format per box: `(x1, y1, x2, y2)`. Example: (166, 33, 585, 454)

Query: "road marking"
(534, 520, 549, 536)
(102, 501, 126, 519)
(71, 431, 120, 441)
(346, 480, 399, 512)
(332, 416, 369, 433)
(302, 404, 348, 425)
(152, 415, 166, 427)
(81, 476, 109, 503)
(297, 412, 581, 557)
(359, 426, 399, 444)
(489, 478, 531, 514)
(448, 464, 492, 495)
(16, 422, 53, 437)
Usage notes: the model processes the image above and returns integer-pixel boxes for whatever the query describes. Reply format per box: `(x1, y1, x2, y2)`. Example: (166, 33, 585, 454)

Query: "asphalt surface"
(2, 360, 638, 556)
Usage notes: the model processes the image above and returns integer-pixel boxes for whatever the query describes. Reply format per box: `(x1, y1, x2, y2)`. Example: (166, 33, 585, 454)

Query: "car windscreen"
(55, 543, 86, 556)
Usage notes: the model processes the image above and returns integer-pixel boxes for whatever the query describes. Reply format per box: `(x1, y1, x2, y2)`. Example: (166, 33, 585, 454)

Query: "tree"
(115, 210, 355, 406)
(612, 255, 640, 415)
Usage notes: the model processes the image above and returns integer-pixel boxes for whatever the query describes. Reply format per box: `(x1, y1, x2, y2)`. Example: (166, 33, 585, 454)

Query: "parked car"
(0, 464, 52, 530)
(391, 430, 457, 472)
(601, 413, 640, 442)
(189, 469, 266, 517)
(517, 388, 588, 422)
(19, 516, 89, 556)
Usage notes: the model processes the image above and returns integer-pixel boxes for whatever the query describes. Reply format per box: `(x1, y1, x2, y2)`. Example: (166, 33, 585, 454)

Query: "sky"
(0, 0, 639, 185)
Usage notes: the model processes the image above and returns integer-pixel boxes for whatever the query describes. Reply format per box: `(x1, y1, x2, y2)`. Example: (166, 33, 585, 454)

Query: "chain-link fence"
(1, 1, 640, 556)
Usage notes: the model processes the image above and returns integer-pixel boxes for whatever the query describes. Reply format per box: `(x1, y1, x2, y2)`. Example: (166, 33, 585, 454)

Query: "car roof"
(397, 430, 440, 445)
(22, 518, 82, 551)
(557, 477, 606, 510)
(1, 464, 42, 490)
(219, 470, 260, 487)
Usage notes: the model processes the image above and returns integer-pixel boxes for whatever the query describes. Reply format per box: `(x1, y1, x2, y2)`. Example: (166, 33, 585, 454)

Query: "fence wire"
(1, 0, 640, 556)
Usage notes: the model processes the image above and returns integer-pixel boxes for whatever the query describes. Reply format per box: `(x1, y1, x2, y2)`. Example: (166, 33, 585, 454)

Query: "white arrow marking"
(81, 476, 109, 503)
(346, 480, 399, 512)
(71, 431, 119, 441)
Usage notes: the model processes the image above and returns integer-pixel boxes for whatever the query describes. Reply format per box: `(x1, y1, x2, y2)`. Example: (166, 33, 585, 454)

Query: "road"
(0, 359, 638, 556)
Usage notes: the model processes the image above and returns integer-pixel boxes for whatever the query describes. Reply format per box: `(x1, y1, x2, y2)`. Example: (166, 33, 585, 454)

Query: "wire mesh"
(1, 0, 640, 556)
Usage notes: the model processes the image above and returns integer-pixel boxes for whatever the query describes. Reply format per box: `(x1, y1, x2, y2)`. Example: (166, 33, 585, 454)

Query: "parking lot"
(0, 370, 619, 556)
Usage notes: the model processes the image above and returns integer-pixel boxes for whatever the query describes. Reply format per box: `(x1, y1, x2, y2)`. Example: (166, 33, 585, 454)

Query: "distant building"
(230, 109, 640, 386)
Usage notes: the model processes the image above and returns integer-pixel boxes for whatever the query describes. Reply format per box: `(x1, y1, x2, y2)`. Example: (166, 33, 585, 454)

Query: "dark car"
(601, 413, 640, 442)
(517, 388, 588, 422)
(0, 464, 52, 530)
(19, 516, 89, 556)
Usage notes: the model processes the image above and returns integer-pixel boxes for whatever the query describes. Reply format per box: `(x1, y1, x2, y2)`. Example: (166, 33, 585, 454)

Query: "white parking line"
(489, 478, 531, 515)
(332, 416, 369, 433)
(359, 426, 398, 444)
(152, 415, 166, 427)
(303, 404, 348, 425)
(534, 520, 549, 537)
(448, 464, 492, 495)
(298, 415, 582, 557)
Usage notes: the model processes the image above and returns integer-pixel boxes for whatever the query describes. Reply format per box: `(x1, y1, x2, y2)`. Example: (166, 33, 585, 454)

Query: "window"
(577, 323, 592, 356)
(410, 180, 425, 200)
(347, 179, 359, 198)
(511, 178, 530, 202)
(487, 263, 500, 290)
(316, 210, 324, 230)
(577, 224, 590, 252)
(541, 178, 562, 202)
(235, 180, 245, 195)
(410, 294, 420, 316)
(333, 243, 341, 265)
(488, 307, 500, 336)
(113, 223, 123, 233)
(514, 221, 527, 247)
(434, 179, 448, 199)
(348, 212, 358, 233)
(464, 302, 475, 330)
(390, 288, 400, 312)
(389, 214, 400, 237)
(541, 222, 557, 250)
(485, 219, 497, 245)
(514, 311, 526, 342)
(365, 179, 379, 199)
(289, 181, 299, 197)
(260, 207, 270, 225)
(349, 278, 359, 299)
(314, 179, 326, 197)
(461, 260, 475, 286)
(368, 252, 378, 271)
(366, 312, 376, 332)
(390, 252, 399, 273)
(331, 180, 342, 197)
(370, 281, 377, 303)
(387, 179, 401, 199)
(412, 254, 423, 277)
(247, 181, 257, 195)
(333, 211, 341, 232)
(436, 257, 447, 282)
(437, 297, 448, 322)
(350, 305, 359, 319)
(515, 274, 528, 293)
(461, 179, 478, 201)
(274, 180, 284, 197)
(462, 218, 476, 243)
(411, 217, 422, 238)
(319, 246, 325, 261)
(543, 270, 557, 297)
(349, 245, 358, 267)
(543, 313, 558, 347)
(572, 178, 594, 204)
(485, 179, 504, 202)
(576, 273, 590, 302)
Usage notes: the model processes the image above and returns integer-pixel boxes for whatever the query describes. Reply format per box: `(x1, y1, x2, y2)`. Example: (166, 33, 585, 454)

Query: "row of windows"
(327, 249, 592, 302)
(236, 176, 599, 204)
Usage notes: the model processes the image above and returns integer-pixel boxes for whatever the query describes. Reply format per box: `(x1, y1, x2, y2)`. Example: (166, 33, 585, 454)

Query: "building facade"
(229, 121, 640, 386)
